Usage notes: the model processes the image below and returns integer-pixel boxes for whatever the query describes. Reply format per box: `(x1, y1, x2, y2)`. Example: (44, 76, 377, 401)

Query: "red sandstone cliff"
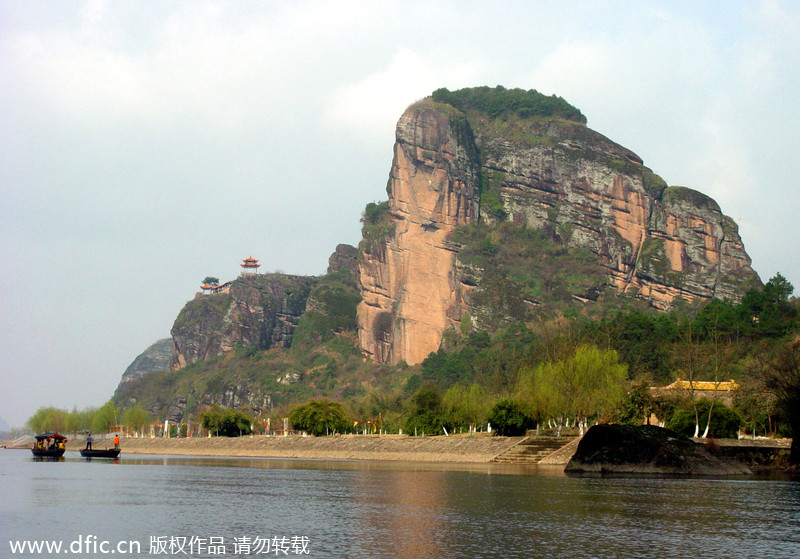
(357, 95, 759, 365)
(357, 101, 479, 365)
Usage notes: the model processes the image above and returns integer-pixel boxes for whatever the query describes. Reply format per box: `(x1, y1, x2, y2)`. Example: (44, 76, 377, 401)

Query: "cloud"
(323, 48, 482, 143)
(2, 0, 800, 430)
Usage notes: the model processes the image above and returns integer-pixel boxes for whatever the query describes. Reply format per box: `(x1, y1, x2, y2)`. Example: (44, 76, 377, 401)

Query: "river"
(1, 449, 798, 558)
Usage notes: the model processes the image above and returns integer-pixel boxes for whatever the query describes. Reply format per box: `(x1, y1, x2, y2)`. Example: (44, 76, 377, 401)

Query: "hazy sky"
(1, 1, 798, 429)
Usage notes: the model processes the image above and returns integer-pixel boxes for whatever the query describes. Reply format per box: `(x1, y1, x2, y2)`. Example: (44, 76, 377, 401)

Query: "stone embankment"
(4, 432, 788, 469)
(59, 434, 526, 463)
(491, 435, 579, 464)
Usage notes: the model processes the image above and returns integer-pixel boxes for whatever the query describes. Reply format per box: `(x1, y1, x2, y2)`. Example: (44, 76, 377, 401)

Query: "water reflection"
(352, 470, 450, 558)
(118, 454, 568, 477)
(2, 450, 799, 559)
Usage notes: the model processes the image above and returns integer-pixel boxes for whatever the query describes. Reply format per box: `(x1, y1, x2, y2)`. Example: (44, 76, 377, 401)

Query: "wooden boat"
(80, 448, 121, 459)
(31, 432, 67, 458)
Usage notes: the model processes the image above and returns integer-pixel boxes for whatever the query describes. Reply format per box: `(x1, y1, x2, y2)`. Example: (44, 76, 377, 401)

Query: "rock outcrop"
(170, 274, 317, 370)
(565, 424, 752, 475)
(327, 243, 358, 276)
(117, 338, 173, 385)
(357, 102, 480, 365)
(357, 88, 760, 365)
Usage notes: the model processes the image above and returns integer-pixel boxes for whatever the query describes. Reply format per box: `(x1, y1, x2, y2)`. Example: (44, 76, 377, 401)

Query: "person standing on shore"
(86, 433, 92, 450)
(114, 434, 120, 450)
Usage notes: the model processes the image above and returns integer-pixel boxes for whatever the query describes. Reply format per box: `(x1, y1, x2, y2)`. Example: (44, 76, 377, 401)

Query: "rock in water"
(565, 424, 751, 475)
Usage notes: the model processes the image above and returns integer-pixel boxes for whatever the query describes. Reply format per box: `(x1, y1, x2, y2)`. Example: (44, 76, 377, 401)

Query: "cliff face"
(480, 117, 757, 305)
(357, 90, 760, 365)
(170, 274, 317, 370)
(357, 101, 480, 365)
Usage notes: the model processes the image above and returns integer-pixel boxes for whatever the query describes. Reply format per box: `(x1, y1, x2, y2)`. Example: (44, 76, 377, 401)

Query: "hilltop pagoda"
(241, 256, 260, 276)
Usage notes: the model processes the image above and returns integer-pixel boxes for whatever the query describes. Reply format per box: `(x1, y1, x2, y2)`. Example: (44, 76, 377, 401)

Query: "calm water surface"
(1, 449, 798, 558)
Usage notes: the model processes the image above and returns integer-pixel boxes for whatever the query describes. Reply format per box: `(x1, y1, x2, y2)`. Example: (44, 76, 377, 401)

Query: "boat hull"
(80, 449, 121, 459)
(31, 448, 66, 458)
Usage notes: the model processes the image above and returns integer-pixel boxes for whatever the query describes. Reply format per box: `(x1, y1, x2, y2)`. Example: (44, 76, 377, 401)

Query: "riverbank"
(62, 434, 528, 463)
(3, 433, 789, 468)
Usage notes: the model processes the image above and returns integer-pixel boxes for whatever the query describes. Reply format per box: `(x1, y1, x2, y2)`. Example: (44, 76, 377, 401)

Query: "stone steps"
(491, 436, 576, 464)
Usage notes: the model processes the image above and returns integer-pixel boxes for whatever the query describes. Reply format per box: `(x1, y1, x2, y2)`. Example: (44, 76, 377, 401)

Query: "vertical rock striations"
(357, 88, 760, 365)
(357, 100, 480, 365)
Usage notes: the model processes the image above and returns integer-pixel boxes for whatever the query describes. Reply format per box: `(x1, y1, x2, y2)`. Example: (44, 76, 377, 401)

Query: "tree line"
(27, 401, 150, 436)
(26, 274, 800, 464)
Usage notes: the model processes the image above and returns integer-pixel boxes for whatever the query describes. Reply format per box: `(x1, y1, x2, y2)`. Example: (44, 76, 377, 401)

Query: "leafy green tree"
(218, 409, 252, 437)
(91, 400, 119, 433)
(289, 399, 350, 436)
(200, 405, 253, 437)
(403, 384, 446, 436)
(27, 407, 68, 433)
(614, 380, 657, 425)
(735, 273, 796, 338)
(441, 383, 493, 432)
(587, 311, 678, 382)
(200, 404, 224, 435)
(122, 405, 151, 435)
(75, 408, 96, 431)
(203, 276, 219, 286)
(516, 345, 627, 435)
(486, 399, 534, 436)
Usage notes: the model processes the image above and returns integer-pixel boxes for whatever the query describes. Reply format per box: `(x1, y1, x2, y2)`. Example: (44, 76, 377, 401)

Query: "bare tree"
(761, 336, 800, 466)
(674, 325, 705, 437)
(701, 317, 733, 438)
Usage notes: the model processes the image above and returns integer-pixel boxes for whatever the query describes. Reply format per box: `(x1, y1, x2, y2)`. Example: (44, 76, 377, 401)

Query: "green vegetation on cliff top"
(432, 85, 587, 124)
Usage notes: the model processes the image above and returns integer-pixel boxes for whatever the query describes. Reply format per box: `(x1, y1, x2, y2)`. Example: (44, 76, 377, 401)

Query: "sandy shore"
(49, 434, 529, 463)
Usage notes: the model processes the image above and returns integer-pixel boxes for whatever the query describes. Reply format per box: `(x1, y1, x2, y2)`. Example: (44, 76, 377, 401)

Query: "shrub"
(487, 399, 535, 436)
(432, 86, 586, 124)
(359, 201, 394, 256)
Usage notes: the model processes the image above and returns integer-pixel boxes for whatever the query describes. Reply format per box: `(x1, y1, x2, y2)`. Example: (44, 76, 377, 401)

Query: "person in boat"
(86, 432, 93, 450)
(114, 434, 119, 450)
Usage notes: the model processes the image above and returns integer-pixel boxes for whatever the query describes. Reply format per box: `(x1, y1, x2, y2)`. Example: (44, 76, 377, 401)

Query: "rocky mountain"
(357, 86, 760, 366)
(170, 274, 317, 370)
(115, 86, 761, 418)
(168, 244, 360, 371)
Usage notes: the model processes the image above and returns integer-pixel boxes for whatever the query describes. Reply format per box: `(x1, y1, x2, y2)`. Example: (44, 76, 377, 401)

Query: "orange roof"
(241, 256, 260, 267)
(201, 281, 232, 291)
(663, 379, 739, 391)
